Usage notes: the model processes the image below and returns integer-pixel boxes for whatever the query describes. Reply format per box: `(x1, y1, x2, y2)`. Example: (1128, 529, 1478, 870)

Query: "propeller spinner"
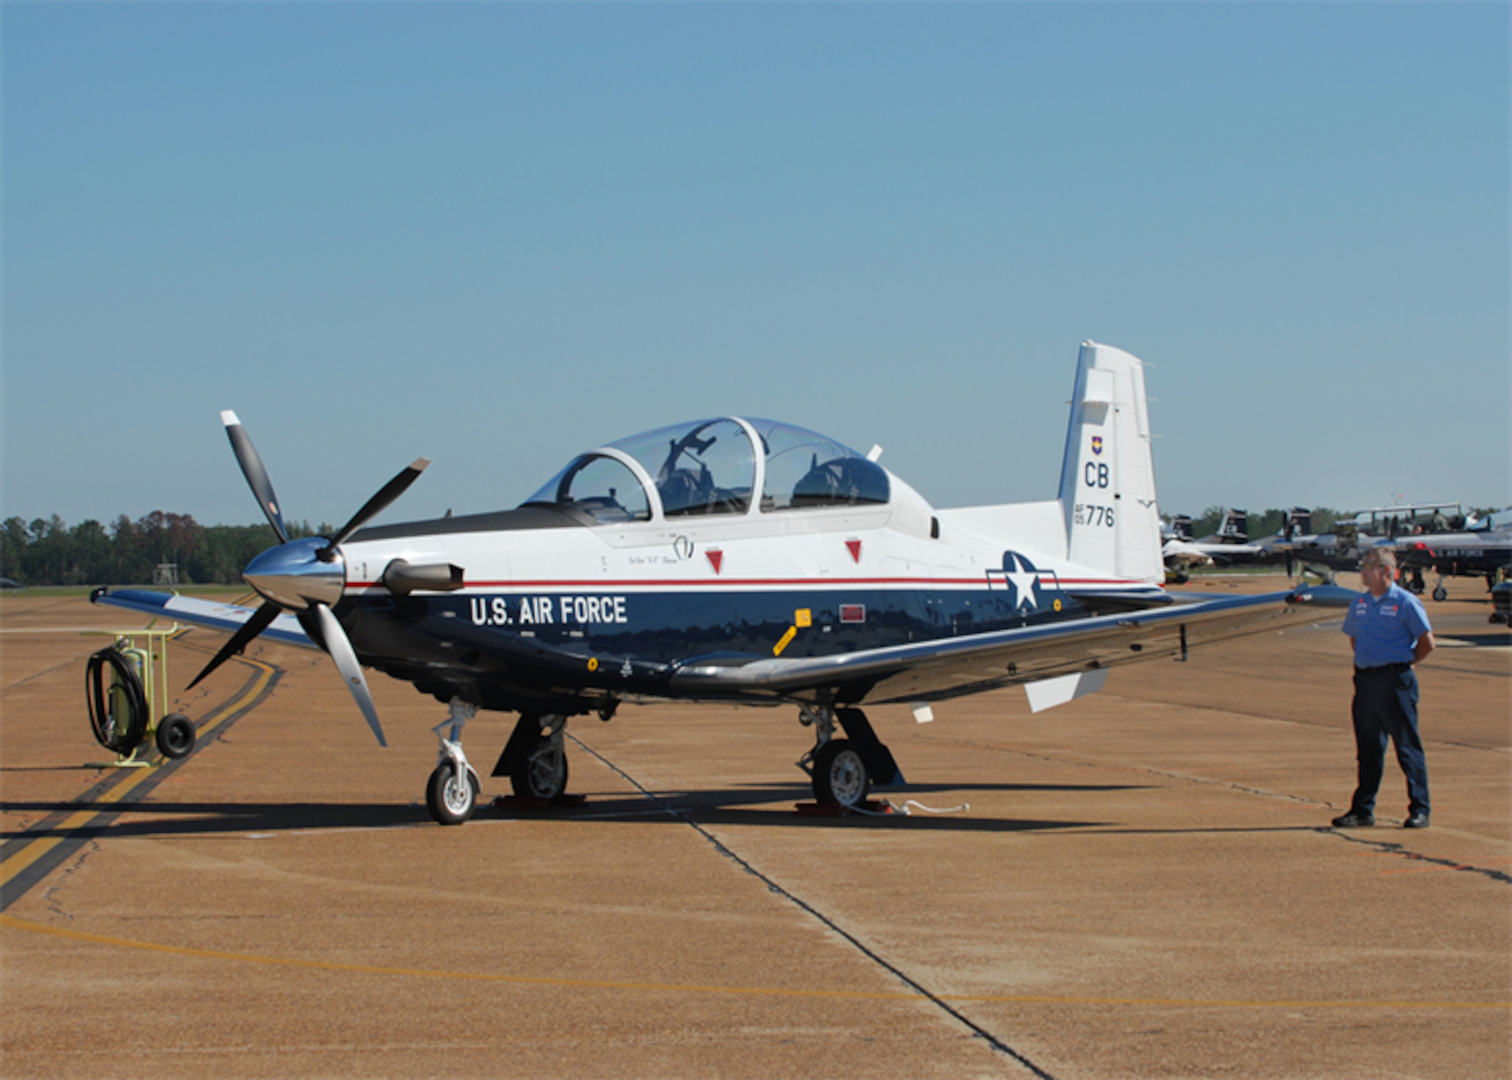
(188, 411, 430, 748)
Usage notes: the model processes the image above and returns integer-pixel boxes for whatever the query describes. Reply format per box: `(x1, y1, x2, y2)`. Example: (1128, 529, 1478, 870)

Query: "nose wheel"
(427, 698, 483, 825)
(427, 760, 480, 825)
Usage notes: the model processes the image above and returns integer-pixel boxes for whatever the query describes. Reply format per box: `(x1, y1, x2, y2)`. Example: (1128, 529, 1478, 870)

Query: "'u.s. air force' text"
(470, 595, 628, 627)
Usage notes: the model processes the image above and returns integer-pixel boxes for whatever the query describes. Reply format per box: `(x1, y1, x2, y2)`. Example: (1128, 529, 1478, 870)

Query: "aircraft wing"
(669, 586, 1355, 706)
(90, 588, 318, 650)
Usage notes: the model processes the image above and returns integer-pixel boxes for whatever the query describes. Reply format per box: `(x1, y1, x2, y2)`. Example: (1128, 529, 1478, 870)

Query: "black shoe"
(1404, 812, 1431, 829)
(1331, 811, 1374, 828)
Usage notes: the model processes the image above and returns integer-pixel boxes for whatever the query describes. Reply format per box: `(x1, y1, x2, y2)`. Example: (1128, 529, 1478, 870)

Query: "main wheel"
(155, 713, 196, 759)
(812, 738, 870, 808)
(427, 761, 479, 825)
(511, 735, 569, 800)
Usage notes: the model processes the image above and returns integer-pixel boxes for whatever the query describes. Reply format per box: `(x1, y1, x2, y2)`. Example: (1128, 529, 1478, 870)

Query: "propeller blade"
(187, 601, 282, 690)
(222, 411, 291, 545)
(326, 458, 431, 550)
(308, 603, 387, 748)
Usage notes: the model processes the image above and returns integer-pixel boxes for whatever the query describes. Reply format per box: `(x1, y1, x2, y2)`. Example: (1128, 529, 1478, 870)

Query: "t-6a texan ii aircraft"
(95, 342, 1333, 824)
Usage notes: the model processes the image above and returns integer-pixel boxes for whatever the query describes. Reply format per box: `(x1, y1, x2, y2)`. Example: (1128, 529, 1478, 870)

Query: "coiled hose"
(85, 646, 149, 753)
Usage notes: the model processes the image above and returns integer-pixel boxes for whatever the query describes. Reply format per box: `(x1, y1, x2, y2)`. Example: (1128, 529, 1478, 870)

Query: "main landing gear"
(494, 713, 570, 801)
(797, 705, 902, 810)
(424, 700, 612, 824)
(421, 698, 902, 822)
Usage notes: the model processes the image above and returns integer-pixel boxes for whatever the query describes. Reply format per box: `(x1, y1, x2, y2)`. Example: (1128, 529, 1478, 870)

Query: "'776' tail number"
(1075, 503, 1115, 527)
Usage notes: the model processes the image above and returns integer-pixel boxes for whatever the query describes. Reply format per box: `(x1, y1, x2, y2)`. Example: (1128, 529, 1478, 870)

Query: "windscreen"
(522, 454, 650, 523)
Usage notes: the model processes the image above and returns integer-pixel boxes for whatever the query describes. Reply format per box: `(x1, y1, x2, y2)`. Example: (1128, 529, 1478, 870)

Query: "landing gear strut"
(797, 705, 901, 809)
(493, 714, 570, 801)
(426, 697, 482, 825)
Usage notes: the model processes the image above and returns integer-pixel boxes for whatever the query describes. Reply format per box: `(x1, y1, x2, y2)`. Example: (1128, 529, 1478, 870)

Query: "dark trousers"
(1350, 664, 1430, 816)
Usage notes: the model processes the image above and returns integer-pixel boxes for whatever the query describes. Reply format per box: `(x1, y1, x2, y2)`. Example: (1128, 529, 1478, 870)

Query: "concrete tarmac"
(2, 575, 1508, 1079)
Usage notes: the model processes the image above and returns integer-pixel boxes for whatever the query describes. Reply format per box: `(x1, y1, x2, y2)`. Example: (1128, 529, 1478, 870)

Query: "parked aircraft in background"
(1279, 503, 1473, 584)
(1395, 511, 1512, 599)
(1492, 581, 1512, 625)
(96, 342, 1335, 825)
(1340, 502, 1467, 537)
(1160, 508, 1292, 580)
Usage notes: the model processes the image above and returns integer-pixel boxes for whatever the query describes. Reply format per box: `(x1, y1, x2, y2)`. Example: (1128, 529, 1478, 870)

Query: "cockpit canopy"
(523, 418, 890, 524)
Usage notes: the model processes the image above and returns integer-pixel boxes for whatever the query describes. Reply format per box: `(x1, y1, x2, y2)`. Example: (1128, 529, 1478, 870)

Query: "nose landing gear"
(426, 698, 482, 825)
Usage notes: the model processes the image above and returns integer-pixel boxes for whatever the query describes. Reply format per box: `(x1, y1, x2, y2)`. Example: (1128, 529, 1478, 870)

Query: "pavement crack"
(568, 732, 1058, 1079)
(42, 839, 98, 920)
(1319, 828, 1512, 885)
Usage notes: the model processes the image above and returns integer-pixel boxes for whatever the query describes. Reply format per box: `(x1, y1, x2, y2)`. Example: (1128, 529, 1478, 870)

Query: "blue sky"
(4, 2, 1508, 534)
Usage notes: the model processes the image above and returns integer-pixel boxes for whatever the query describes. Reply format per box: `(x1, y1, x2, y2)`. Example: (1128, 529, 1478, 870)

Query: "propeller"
(188, 411, 429, 748)
(187, 601, 280, 690)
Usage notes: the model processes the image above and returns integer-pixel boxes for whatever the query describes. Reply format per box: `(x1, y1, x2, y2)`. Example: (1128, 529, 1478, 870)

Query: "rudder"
(1055, 341, 1163, 583)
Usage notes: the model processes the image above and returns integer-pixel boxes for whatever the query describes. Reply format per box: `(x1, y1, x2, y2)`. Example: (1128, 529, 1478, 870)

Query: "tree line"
(5, 504, 1491, 587)
(0, 512, 330, 587)
(1181, 506, 1342, 541)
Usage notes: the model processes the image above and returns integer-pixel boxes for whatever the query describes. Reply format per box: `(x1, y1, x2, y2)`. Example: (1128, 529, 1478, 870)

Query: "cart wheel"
(155, 713, 196, 759)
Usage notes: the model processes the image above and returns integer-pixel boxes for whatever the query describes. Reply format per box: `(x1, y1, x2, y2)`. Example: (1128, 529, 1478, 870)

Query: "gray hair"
(1361, 546, 1398, 571)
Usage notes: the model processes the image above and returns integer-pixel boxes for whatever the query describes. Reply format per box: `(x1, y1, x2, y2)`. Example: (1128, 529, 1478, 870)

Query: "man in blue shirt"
(1333, 547, 1436, 829)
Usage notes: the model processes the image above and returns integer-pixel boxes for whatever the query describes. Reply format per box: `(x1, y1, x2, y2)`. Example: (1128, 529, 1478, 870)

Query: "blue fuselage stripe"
(348, 583, 1084, 665)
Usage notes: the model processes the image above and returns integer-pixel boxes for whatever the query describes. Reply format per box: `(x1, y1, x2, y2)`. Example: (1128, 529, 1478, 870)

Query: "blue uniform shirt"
(1342, 582, 1432, 668)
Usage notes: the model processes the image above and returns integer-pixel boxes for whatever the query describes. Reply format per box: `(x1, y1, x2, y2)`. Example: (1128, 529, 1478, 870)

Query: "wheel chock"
(793, 800, 895, 817)
(492, 793, 589, 811)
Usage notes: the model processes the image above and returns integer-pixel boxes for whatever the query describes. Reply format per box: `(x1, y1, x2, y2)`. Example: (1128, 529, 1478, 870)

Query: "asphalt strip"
(0, 654, 281, 911)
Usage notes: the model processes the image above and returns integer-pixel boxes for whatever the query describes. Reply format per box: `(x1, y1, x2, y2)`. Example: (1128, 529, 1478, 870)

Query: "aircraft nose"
(243, 537, 346, 610)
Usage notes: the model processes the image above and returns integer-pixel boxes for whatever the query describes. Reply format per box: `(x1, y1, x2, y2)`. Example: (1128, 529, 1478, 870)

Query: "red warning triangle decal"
(706, 549, 723, 575)
(845, 539, 862, 563)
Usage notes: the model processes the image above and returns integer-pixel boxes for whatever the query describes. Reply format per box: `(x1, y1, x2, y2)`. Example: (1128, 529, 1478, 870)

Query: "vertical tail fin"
(1056, 341, 1163, 583)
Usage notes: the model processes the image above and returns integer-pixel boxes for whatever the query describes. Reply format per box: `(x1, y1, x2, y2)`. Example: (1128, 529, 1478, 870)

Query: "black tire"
(812, 738, 870, 808)
(155, 713, 196, 759)
(510, 735, 569, 800)
(1432, 586, 1447, 602)
(427, 761, 479, 825)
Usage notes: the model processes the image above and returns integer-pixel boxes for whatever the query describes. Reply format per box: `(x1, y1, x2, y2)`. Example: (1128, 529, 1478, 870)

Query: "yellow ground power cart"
(84, 626, 196, 766)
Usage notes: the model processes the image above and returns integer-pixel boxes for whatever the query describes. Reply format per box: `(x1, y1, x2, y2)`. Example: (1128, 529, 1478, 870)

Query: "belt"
(1356, 662, 1412, 674)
